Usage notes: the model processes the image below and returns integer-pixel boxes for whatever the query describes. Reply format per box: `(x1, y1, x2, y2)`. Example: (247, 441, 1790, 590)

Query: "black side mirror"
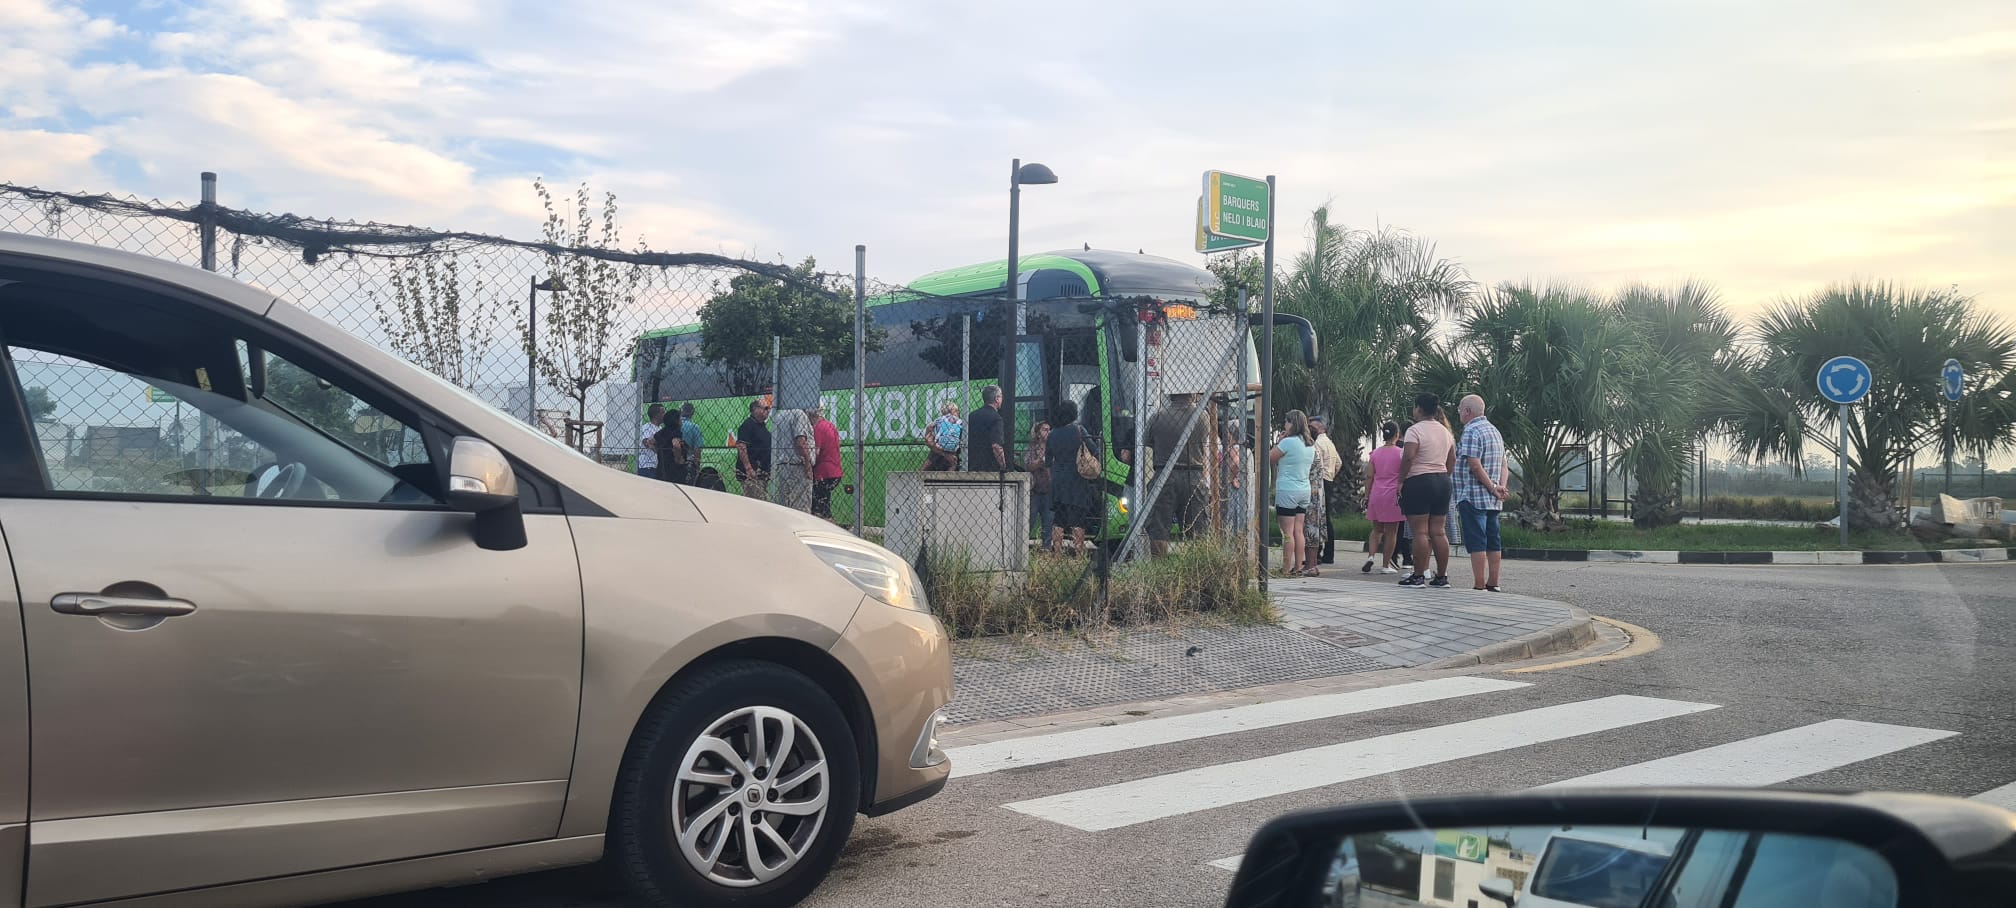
(1225, 789, 2016, 908)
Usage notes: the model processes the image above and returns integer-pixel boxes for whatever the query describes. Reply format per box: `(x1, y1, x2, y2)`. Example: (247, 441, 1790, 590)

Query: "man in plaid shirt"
(1454, 394, 1510, 591)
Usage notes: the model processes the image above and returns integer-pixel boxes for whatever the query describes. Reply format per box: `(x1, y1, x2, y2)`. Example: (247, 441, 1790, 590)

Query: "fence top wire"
(2, 183, 1248, 319)
(2, 181, 797, 276)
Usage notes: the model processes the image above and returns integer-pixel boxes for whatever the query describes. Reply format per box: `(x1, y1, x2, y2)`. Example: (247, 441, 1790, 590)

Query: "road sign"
(1817, 355, 1871, 405)
(1434, 830, 1488, 863)
(1195, 197, 1259, 253)
(1942, 358, 1964, 402)
(1203, 171, 1270, 242)
(145, 386, 178, 404)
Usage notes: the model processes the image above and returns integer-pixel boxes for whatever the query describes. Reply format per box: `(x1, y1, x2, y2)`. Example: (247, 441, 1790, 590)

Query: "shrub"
(921, 540, 1273, 638)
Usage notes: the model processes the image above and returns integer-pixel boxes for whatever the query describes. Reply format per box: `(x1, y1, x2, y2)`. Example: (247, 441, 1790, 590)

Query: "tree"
(1203, 248, 1266, 311)
(1608, 282, 1739, 528)
(23, 385, 56, 422)
(1718, 281, 2016, 530)
(374, 252, 512, 389)
(523, 180, 647, 432)
(1275, 206, 1474, 513)
(694, 257, 879, 396)
(1441, 283, 1636, 530)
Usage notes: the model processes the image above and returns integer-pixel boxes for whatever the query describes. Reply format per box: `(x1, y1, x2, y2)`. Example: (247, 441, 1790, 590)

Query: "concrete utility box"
(1932, 493, 2002, 527)
(885, 471, 1031, 573)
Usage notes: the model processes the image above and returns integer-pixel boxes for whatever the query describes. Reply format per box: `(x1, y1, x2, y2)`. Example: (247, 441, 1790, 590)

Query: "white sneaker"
(1379, 565, 1399, 574)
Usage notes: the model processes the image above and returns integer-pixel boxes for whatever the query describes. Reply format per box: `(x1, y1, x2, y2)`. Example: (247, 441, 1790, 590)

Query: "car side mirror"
(1224, 789, 2016, 908)
(447, 436, 526, 551)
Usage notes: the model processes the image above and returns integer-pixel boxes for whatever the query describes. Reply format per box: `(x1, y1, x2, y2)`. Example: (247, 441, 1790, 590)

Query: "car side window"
(1, 279, 441, 506)
(1656, 831, 1748, 908)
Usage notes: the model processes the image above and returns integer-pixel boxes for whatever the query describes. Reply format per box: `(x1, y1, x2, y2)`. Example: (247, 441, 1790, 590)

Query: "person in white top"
(1309, 416, 1343, 566)
(637, 403, 664, 479)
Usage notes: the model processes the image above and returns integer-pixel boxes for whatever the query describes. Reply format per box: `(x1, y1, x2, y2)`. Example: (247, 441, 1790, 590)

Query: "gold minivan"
(0, 233, 952, 908)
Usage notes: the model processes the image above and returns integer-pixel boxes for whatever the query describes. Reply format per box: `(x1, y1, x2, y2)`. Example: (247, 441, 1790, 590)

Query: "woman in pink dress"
(1362, 420, 1405, 573)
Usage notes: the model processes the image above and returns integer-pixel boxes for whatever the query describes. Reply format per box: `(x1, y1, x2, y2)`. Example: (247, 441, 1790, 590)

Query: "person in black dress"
(1045, 398, 1100, 556)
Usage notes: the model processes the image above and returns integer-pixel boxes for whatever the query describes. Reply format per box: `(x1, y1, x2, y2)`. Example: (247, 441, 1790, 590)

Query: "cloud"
(0, 0, 2009, 319)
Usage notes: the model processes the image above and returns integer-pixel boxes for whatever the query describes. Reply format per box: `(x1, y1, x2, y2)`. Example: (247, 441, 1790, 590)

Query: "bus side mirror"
(1248, 312, 1318, 369)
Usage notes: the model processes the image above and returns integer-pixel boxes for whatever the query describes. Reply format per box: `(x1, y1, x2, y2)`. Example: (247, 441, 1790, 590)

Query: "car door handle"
(51, 593, 198, 618)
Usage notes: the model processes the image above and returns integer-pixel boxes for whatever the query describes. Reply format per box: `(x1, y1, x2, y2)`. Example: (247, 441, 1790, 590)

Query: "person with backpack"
(1044, 399, 1101, 556)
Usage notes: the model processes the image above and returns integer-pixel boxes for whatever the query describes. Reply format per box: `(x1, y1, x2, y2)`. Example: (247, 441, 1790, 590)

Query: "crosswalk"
(943, 676, 2001, 873)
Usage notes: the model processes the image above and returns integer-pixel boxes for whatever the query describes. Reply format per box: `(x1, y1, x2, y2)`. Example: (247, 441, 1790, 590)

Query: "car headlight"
(799, 533, 925, 611)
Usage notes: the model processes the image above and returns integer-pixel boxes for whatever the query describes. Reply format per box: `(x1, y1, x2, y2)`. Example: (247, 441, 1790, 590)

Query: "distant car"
(0, 232, 952, 908)
(1508, 830, 1674, 908)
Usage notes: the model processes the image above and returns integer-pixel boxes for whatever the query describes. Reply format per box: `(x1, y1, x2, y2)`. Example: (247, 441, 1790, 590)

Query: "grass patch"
(1501, 521, 1986, 552)
(921, 539, 1274, 638)
(1327, 513, 1992, 551)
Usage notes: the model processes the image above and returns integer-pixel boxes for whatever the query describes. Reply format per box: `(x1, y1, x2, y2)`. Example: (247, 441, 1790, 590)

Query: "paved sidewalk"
(943, 570, 1594, 726)
(1268, 572, 1591, 668)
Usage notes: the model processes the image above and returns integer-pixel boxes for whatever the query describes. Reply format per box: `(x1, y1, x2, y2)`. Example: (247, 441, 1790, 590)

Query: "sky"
(2, 0, 2012, 316)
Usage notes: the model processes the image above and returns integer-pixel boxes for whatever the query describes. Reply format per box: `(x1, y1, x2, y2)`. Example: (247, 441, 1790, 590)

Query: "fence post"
(199, 172, 218, 270)
(1237, 289, 1251, 587)
(196, 172, 218, 496)
(959, 314, 970, 471)
(1131, 313, 1148, 562)
(853, 246, 866, 538)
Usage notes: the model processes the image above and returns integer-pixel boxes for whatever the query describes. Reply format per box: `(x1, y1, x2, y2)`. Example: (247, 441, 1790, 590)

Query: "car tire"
(611, 660, 861, 908)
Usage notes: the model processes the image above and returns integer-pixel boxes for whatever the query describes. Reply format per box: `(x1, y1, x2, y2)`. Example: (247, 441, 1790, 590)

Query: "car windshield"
(13, 5, 2008, 907)
(1532, 839, 1672, 908)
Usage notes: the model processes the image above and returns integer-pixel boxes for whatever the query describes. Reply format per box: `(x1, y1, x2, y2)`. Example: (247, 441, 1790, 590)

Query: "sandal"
(1301, 567, 1322, 577)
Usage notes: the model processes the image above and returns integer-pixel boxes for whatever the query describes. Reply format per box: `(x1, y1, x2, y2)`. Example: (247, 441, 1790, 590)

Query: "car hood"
(676, 483, 841, 532)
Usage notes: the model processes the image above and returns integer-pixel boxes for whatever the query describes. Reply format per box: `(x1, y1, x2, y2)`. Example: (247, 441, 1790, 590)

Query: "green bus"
(630, 248, 1314, 536)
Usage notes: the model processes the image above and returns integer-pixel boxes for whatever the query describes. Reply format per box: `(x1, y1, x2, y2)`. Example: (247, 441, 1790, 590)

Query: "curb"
(1339, 539, 2012, 566)
(1423, 607, 1600, 669)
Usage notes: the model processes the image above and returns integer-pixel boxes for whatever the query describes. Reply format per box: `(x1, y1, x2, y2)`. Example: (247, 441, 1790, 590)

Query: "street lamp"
(1007, 158, 1058, 334)
(525, 275, 567, 424)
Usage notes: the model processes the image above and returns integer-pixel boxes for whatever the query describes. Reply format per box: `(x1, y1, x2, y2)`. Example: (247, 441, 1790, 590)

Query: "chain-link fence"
(1, 176, 1274, 626)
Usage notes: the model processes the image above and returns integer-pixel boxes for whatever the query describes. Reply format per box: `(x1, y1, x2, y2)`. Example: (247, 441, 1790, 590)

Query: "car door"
(0, 519, 24, 908)
(0, 270, 584, 906)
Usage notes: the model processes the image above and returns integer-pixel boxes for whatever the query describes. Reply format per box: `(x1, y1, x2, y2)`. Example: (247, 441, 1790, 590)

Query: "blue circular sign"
(1817, 355, 1872, 405)
(1941, 358, 1964, 402)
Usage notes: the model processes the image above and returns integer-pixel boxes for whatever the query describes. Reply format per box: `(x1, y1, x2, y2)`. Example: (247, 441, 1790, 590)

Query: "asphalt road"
(341, 560, 2016, 908)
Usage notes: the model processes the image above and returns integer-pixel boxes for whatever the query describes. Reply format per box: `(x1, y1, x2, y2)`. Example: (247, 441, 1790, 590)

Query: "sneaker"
(1398, 573, 1426, 587)
(1379, 565, 1400, 575)
(1428, 574, 1450, 588)
(1485, 585, 1502, 592)
(1361, 559, 1374, 574)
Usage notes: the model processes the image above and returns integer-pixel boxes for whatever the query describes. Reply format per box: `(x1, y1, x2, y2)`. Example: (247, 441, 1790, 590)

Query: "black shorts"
(1275, 504, 1307, 517)
(1053, 501, 1096, 531)
(1400, 473, 1451, 517)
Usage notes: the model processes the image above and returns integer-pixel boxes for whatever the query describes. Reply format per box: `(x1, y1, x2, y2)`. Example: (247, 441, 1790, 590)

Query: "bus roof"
(638, 248, 1216, 340)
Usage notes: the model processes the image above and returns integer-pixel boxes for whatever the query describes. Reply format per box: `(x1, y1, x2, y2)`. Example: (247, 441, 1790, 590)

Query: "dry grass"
(921, 539, 1274, 638)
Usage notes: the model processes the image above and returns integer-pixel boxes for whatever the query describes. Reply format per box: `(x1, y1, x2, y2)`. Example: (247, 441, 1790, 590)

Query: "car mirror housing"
(447, 436, 526, 551)
(1224, 789, 2016, 908)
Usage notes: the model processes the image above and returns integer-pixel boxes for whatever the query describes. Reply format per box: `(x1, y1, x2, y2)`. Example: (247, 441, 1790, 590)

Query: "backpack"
(1075, 429, 1102, 480)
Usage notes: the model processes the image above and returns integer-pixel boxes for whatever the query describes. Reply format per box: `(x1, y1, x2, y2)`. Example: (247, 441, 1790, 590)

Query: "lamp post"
(525, 275, 566, 425)
(1007, 159, 1058, 334)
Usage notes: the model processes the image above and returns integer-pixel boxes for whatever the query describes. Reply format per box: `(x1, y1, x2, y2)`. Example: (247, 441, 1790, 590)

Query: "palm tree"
(1608, 283, 1740, 528)
(1438, 283, 1636, 530)
(1274, 206, 1474, 513)
(1718, 281, 2016, 530)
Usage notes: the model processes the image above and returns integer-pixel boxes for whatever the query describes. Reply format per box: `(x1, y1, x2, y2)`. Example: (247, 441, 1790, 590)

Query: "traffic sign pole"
(1255, 174, 1277, 590)
(1815, 355, 1872, 544)
(1839, 405, 1850, 547)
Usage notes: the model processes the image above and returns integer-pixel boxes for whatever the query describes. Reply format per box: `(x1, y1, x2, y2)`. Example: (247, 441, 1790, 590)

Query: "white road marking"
(1972, 781, 2016, 810)
(1537, 719, 1956, 788)
(947, 676, 1529, 778)
(1206, 855, 1244, 871)
(1005, 695, 1717, 832)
